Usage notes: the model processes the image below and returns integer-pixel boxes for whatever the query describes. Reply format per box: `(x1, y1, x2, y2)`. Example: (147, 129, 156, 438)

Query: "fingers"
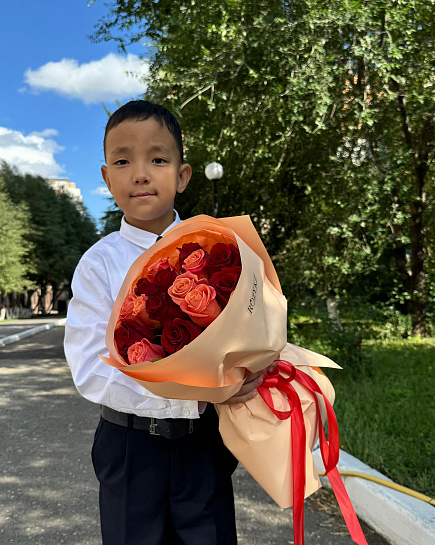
(267, 360, 279, 373)
(242, 369, 263, 384)
(219, 362, 280, 405)
(220, 371, 265, 405)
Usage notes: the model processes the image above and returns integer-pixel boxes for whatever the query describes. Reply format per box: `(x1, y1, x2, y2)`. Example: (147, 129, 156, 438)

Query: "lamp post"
(205, 162, 224, 218)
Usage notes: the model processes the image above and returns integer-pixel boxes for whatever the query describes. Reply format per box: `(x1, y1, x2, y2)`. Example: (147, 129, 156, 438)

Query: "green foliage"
(100, 201, 123, 235)
(287, 304, 434, 496)
(0, 177, 34, 293)
(0, 162, 99, 306)
(287, 301, 373, 378)
(93, 0, 435, 334)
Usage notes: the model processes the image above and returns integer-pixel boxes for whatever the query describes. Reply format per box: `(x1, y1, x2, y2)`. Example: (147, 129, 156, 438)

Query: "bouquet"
(115, 235, 242, 366)
(100, 215, 368, 545)
(101, 215, 287, 402)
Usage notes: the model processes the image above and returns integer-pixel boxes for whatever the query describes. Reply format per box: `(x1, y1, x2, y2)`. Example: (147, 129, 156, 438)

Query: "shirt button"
(182, 409, 190, 416)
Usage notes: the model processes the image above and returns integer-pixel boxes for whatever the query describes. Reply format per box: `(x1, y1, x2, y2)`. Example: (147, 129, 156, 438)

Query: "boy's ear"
(177, 163, 192, 194)
(101, 165, 112, 192)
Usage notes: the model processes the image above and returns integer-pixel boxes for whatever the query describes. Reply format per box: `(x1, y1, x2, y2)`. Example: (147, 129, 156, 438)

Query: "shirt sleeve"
(64, 258, 200, 418)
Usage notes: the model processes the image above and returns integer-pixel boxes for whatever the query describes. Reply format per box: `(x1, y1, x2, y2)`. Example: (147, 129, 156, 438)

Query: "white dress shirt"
(64, 212, 202, 419)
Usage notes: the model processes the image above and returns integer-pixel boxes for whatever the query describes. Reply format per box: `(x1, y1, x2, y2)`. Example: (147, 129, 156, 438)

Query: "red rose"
(167, 297, 191, 322)
(145, 292, 189, 324)
(154, 267, 178, 290)
(178, 242, 203, 269)
(115, 320, 156, 360)
(135, 277, 165, 296)
(127, 338, 166, 365)
(145, 293, 169, 322)
(161, 318, 203, 354)
(208, 243, 240, 274)
(210, 266, 241, 306)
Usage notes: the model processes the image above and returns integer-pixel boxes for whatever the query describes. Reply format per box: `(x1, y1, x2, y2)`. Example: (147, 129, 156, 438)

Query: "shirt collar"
(119, 211, 182, 249)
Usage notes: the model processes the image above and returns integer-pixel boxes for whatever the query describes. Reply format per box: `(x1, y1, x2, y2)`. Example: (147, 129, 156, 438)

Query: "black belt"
(100, 405, 205, 440)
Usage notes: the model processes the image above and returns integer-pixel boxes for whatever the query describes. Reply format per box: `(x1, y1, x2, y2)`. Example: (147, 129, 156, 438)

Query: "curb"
(0, 318, 67, 348)
(313, 448, 435, 545)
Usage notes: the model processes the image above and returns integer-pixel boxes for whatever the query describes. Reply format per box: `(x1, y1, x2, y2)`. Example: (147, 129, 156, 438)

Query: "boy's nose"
(135, 177, 149, 184)
(133, 167, 149, 184)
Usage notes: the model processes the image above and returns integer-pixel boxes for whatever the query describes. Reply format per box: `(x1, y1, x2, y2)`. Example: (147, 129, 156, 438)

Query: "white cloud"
(24, 53, 149, 104)
(0, 127, 64, 178)
(92, 186, 112, 196)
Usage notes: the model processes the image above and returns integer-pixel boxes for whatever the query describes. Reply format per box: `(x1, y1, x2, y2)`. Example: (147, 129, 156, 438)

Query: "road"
(0, 326, 389, 544)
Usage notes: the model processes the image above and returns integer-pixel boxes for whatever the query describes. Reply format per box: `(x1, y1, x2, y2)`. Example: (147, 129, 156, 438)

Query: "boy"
(64, 100, 267, 545)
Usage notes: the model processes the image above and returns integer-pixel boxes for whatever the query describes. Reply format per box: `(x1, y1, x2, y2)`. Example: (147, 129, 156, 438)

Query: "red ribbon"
(257, 360, 368, 545)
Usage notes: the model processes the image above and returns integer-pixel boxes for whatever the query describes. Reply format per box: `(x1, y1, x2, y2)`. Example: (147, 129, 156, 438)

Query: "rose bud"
(154, 267, 178, 291)
(208, 243, 240, 274)
(161, 318, 203, 354)
(127, 338, 166, 365)
(145, 293, 169, 323)
(180, 284, 222, 327)
(210, 266, 241, 307)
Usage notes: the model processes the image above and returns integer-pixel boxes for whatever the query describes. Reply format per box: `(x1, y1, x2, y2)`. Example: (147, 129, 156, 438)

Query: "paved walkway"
(0, 326, 389, 545)
(0, 315, 65, 340)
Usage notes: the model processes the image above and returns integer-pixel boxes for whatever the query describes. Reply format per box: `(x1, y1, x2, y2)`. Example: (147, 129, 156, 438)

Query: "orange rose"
(132, 294, 147, 316)
(127, 338, 166, 365)
(121, 293, 160, 327)
(119, 293, 136, 320)
(168, 271, 207, 306)
(180, 284, 222, 327)
(182, 249, 209, 273)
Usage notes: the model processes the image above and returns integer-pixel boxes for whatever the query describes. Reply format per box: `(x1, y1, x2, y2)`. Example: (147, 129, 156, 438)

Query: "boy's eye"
(152, 158, 167, 164)
(114, 159, 128, 165)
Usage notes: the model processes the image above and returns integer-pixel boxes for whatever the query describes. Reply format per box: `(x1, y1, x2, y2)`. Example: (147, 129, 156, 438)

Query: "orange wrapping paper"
(100, 214, 340, 508)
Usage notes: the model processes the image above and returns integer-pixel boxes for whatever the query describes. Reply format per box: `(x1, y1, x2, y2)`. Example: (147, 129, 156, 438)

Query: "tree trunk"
(393, 87, 432, 337)
(409, 168, 427, 336)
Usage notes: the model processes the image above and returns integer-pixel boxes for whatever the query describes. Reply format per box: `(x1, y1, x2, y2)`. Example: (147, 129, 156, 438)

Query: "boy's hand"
(219, 360, 279, 405)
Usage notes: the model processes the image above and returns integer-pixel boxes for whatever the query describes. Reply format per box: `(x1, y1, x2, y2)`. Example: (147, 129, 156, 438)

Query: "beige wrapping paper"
(100, 215, 288, 403)
(216, 342, 340, 508)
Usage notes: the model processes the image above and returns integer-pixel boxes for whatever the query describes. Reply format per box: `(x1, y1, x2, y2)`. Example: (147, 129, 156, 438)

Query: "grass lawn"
(323, 337, 435, 498)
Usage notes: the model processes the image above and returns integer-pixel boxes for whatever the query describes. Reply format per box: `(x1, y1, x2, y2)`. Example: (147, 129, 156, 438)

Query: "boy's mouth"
(132, 192, 155, 198)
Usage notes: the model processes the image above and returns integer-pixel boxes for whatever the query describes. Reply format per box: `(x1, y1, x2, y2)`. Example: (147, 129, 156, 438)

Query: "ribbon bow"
(258, 360, 368, 545)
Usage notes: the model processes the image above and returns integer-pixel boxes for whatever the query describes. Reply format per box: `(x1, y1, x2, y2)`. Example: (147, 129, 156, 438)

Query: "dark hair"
(103, 100, 184, 163)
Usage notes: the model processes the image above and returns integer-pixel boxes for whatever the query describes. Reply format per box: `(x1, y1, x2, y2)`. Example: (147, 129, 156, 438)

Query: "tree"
(0, 162, 99, 312)
(0, 177, 33, 295)
(93, 0, 435, 335)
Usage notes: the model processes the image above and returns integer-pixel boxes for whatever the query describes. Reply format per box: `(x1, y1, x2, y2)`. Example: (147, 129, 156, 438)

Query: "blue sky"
(0, 1, 149, 228)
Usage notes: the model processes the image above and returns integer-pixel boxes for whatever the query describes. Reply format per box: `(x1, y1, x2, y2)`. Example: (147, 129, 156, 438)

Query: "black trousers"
(92, 404, 238, 545)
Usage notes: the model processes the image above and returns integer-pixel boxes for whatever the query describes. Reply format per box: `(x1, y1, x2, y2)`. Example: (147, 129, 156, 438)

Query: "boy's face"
(102, 117, 191, 234)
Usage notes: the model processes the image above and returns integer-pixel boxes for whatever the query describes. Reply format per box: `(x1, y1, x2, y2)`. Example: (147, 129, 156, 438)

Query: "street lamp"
(205, 162, 224, 218)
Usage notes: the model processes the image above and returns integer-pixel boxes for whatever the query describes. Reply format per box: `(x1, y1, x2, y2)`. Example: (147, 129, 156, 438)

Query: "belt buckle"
(149, 417, 159, 436)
